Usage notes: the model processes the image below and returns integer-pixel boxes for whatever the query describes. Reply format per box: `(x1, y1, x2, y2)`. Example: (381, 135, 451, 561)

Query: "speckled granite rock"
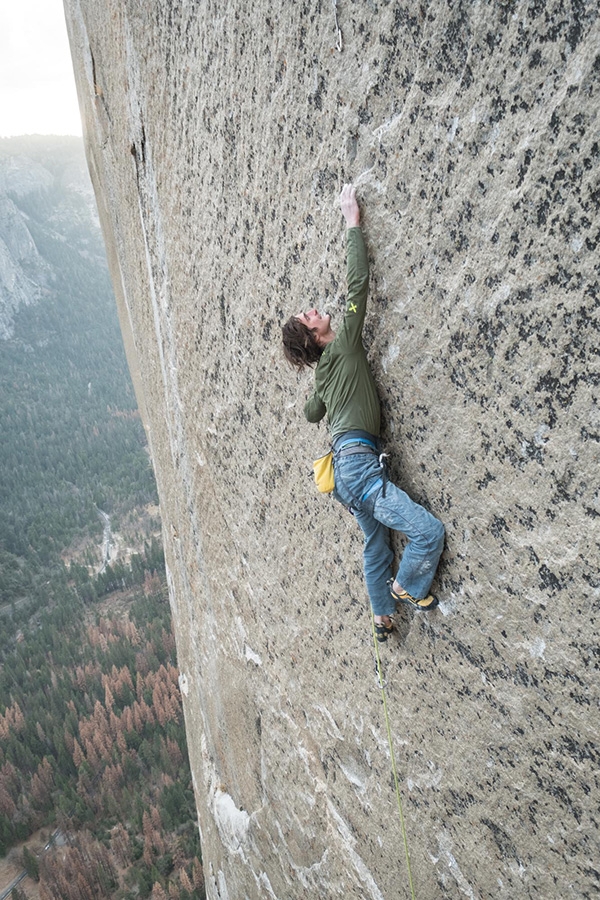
(64, 2, 599, 897)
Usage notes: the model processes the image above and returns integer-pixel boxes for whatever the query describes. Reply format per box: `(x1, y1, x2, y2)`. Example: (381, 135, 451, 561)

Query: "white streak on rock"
(326, 800, 385, 900)
(213, 789, 250, 855)
(312, 704, 344, 740)
(407, 764, 444, 791)
(524, 638, 546, 660)
(216, 870, 230, 900)
(337, 761, 365, 791)
(245, 645, 262, 666)
(437, 831, 479, 900)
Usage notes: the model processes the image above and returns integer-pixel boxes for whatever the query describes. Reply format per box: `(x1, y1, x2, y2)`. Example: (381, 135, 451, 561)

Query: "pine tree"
(103, 683, 114, 711)
(84, 739, 99, 770)
(179, 868, 193, 893)
(192, 857, 204, 892)
(72, 738, 84, 768)
(0, 785, 16, 818)
(22, 845, 40, 880)
(109, 822, 131, 867)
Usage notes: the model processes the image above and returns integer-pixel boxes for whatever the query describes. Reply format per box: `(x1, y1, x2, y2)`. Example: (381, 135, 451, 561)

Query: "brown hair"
(281, 316, 324, 371)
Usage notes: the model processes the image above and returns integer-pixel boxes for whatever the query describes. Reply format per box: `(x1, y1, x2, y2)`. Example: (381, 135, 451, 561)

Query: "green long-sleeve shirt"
(304, 227, 380, 440)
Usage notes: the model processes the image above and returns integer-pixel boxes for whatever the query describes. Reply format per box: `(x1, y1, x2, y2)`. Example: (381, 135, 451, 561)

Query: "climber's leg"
(371, 481, 444, 602)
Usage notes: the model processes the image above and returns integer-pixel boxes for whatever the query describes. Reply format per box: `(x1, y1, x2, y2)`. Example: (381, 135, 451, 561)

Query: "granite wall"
(64, 1, 599, 897)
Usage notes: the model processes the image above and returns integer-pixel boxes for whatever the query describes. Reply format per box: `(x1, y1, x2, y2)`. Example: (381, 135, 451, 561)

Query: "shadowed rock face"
(64, 2, 599, 897)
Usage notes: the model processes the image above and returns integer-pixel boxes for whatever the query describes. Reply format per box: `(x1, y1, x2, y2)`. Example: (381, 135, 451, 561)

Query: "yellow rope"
(371, 613, 416, 900)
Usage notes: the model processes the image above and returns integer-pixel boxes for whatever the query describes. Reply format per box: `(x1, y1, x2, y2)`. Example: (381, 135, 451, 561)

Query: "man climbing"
(282, 184, 445, 642)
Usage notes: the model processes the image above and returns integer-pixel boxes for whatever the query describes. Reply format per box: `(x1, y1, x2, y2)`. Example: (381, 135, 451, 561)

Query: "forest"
(0, 138, 203, 899)
(0, 573, 204, 900)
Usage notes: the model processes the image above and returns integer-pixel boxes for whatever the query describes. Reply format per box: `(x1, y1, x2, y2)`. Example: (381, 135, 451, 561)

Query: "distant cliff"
(64, 2, 599, 898)
(0, 137, 100, 339)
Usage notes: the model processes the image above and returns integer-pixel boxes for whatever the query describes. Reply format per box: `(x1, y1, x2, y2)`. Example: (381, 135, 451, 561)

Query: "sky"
(0, 0, 82, 137)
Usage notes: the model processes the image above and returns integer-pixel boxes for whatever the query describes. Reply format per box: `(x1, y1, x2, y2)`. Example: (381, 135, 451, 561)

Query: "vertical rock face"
(64, 2, 598, 897)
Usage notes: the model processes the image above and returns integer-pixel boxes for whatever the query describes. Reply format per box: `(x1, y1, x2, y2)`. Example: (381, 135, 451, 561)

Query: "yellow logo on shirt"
(348, 302, 357, 313)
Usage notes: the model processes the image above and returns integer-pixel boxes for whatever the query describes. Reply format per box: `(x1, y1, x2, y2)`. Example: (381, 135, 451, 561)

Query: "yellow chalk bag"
(312, 451, 335, 494)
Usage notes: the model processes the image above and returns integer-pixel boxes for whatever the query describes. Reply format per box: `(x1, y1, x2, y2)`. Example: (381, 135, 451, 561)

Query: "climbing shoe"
(374, 618, 394, 643)
(390, 583, 438, 611)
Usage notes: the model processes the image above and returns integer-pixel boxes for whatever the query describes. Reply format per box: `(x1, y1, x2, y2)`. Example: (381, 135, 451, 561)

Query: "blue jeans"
(333, 449, 445, 617)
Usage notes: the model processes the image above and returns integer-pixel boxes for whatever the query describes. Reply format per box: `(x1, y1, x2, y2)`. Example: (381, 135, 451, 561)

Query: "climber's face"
(295, 309, 333, 345)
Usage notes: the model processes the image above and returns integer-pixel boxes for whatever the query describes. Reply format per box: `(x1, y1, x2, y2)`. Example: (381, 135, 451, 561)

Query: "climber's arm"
(336, 185, 369, 352)
(304, 391, 326, 423)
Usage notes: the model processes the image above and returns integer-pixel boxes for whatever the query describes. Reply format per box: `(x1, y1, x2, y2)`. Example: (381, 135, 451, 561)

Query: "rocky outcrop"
(64, 2, 599, 897)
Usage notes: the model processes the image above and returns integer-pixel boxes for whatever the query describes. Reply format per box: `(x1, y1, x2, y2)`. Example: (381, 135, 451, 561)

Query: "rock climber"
(281, 184, 445, 642)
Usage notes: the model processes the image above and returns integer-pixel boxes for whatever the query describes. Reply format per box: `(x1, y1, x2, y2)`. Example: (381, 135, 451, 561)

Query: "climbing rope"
(371, 613, 416, 900)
